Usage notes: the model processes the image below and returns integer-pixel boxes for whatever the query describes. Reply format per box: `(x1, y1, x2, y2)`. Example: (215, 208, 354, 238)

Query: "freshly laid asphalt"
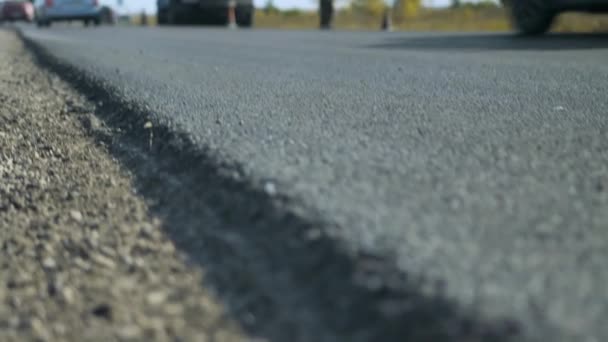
(19, 25, 608, 341)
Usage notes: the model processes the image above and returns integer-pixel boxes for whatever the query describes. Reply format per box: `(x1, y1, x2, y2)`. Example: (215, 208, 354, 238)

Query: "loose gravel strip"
(0, 30, 246, 342)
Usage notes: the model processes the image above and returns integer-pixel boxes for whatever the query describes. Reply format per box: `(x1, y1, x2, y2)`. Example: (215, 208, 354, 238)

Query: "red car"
(1, 0, 35, 22)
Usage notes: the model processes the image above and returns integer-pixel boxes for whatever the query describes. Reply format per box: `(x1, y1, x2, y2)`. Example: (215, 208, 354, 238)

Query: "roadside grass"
(254, 6, 511, 31)
(553, 12, 608, 32)
(131, 14, 158, 26)
(130, 6, 608, 33)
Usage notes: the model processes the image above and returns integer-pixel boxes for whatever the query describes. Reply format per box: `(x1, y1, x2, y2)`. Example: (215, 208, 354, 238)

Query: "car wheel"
(83, 19, 90, 27)
(510, 0, 555, 35)
(157, 9, 168, 25)
(236, 7, 253, 28)
(167, 3, 181, 25)
(94, 17, 101, 26)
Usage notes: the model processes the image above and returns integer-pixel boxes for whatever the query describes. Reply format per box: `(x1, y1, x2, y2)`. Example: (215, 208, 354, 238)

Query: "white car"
(34, 0, 101, 27)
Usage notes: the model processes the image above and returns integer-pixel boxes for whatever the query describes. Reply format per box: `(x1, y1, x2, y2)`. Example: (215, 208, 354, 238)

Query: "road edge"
(16, 27, 523, 342)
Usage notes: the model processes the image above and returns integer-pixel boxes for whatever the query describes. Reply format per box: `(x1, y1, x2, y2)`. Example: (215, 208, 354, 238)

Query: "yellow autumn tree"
(393, 0, 421, 20)
(351, 0, 386, 18)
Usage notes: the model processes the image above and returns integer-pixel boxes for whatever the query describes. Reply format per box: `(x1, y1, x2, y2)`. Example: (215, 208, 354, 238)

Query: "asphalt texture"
(18, 25, 608, 341)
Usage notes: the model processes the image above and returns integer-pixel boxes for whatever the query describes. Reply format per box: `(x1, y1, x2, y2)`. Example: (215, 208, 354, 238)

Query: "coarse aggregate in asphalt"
(0, 30, 248, 342)
(15, 25, 608, 342)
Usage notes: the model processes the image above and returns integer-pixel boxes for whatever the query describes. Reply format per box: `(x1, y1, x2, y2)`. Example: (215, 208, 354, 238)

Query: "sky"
(112, 0, 486, 16)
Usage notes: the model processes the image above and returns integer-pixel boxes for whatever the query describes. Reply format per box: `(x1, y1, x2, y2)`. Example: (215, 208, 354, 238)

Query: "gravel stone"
(0, 31, 246, 341)
(42, 257, 57, 270)
(146, 291, 167, 306)
(117, 325, 143, 340)
(68, 210, 83, 222)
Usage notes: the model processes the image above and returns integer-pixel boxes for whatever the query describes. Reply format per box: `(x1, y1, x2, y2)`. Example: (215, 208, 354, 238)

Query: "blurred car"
(1, 0, 35, 22)
(503, 0, 608, 35)
(157, 0, 253, 26)
(34, 0, 101, 27)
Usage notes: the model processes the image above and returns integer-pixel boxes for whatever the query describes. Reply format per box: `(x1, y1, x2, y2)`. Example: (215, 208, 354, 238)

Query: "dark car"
(503, 0, 608, 35)
(1, 0, 35, 22)
(99, 5, 116, 24)
(157, 0, 253, 26)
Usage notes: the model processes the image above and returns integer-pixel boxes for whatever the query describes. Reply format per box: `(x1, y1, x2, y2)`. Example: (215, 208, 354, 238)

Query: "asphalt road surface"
(19, 26, 608, 341)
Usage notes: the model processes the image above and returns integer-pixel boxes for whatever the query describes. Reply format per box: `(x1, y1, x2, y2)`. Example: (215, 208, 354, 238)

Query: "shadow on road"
(23, 32, 522, 342)
(371, 33, 608, 51)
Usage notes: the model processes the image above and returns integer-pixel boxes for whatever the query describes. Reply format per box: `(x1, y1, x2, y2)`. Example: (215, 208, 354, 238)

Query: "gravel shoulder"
(0, 30, 247, 341)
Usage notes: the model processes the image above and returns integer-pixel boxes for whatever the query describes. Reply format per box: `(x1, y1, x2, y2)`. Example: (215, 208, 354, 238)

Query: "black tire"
(157, 9, 168, 25)
(167, 3, 182, 25)
(236, 8, 253, 27)
(83, 19, 90, 27)
(94, 17, 101, 26)
(510, 0, 555, 35)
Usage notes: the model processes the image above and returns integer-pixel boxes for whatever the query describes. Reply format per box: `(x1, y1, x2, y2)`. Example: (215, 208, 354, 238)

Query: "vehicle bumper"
(554, 0, 608, 10)
(505, 0, 608, 11)
(173, 0, 252, 7)
(42, 8, 100, 20)
(164, 2, 252, 20)
(2, 13, 32, 21)
(160, 0, 252, 11)
(2, 9, 35, 21)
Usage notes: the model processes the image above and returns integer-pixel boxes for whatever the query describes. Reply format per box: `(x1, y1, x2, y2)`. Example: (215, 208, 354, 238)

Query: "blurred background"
(120, 0, 608, 32)
(2, 0, 608, 32)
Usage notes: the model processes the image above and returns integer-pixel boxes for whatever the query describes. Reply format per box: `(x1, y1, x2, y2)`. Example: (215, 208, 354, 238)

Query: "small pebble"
(92, 253, 117, 269)
(42, 257, 57, 270)
(264, 182, 277, 196)
(53, 323, 67, 335)
(69, 210, 83, 222)
(117, 325, 142, 339)
(164, 303, 184, 316)
(61, 287, 75, 304)
(30, 318, 50, 340)
(146, 291, 167, 306)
